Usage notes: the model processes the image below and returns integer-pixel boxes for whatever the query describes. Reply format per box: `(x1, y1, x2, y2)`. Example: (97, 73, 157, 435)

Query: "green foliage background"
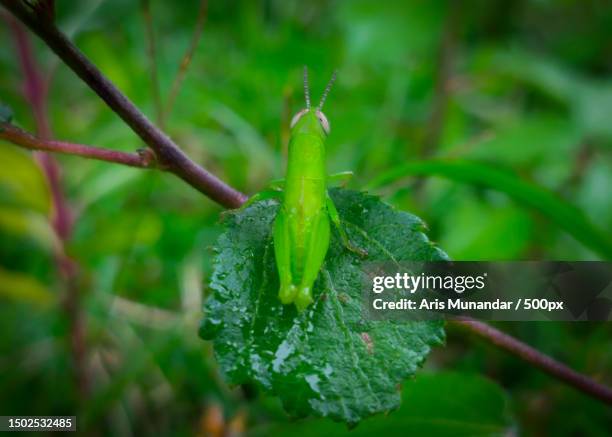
(0, 0, 611, 435)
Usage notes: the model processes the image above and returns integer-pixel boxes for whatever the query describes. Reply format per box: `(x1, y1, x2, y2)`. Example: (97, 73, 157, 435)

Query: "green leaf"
(0, 143, 51, 214)
(261, 372, 514, 437)
(0, 267, 53, 307)
(368, 160, 612, 259)
(200, 188, 447, 425)
(0, 208, 59, 252)
(491, 50, 612, 140)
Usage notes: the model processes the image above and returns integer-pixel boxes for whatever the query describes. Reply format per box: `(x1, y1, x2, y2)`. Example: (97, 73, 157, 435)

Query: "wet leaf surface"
(200, 188, 448, 424)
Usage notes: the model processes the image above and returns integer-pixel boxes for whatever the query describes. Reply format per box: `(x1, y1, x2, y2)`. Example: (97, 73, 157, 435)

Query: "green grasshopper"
(241, 67, 366, 311)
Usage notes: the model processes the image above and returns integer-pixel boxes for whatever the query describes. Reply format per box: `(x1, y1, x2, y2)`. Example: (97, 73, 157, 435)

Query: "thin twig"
(1, 0, 246, 208)
(164, 0, 208, 118)
(8, 14, 51, 138)
(452, 319, 612, 405)
(411, 1, 459, 198)
(422, 0, 459, 154)
(0, 122, 153, 167)
(141, 0, 164, 127)
(8, 16, 91, 399)
(563, 141, 594, 192)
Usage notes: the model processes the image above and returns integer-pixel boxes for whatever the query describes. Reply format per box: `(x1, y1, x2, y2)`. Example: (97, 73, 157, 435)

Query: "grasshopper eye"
(290, 109, 308, 129)
(316, 110, 330, 135)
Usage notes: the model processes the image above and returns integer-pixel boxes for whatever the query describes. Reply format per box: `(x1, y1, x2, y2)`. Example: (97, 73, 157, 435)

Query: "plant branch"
(1, 0, 247, 208)
(9, 15, 91, 399)
(0, 122, 154, 167)
(452, 319, 612, 405)
(422, 0, 459, 154)
(164, 0, 208, 118)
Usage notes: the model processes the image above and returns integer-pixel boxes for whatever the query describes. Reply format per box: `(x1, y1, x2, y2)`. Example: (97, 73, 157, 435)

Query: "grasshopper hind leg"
(273, 207, 297, 305)
(294, 211, 330, 311)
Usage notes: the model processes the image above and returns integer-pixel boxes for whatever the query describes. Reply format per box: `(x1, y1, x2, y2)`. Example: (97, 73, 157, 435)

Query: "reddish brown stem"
(9, 15, 91, 399)
(9, 16, 51, 137)
(452, 320, 612, 405)
(1, 122, 153, 168)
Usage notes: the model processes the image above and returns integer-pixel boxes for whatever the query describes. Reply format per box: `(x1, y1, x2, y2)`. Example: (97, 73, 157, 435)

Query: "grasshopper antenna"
(303, 66, 311, 109)
(318, 70, 337, 110)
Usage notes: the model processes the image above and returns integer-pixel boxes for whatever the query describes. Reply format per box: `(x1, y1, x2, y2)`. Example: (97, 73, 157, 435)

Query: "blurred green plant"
(368, 159, 612, 258)
(0, 0, 611, 435)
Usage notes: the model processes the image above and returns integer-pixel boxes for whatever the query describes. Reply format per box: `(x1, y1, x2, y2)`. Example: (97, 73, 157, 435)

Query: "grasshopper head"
(290, 67, 336, 135)
(290, 108, 330, 135)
